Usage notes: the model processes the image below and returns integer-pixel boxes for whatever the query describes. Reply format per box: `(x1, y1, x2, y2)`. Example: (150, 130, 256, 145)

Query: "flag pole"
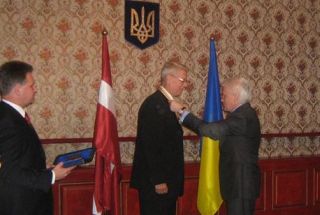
(92, 29, 121, 215)
(197, 38, 223, 215)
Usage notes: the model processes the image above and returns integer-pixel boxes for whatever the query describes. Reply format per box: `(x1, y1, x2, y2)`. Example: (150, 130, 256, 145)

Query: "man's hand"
(52, 162, 76, 180)
(155, 183, 168, 194)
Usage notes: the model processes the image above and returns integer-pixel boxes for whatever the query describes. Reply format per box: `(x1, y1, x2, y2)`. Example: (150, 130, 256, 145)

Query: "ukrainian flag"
(197, 39, 223, 215)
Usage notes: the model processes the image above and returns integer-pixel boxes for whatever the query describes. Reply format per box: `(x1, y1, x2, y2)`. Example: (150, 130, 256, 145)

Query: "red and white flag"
(92, 32, 121, 215)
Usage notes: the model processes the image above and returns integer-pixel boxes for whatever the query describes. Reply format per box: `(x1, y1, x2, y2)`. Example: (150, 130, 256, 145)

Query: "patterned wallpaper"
(0, 0, 319, 163)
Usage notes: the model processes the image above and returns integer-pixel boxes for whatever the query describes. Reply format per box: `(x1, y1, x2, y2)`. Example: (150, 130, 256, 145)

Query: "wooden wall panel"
(53, 167, 95, 215)
(256, 171, 267, 212)
(272, 170, 308, 208)
(53, 157, 320, 215)
(177, 177, 200, 215)
(120, 181, 140, 215)
(60, 183, 94, 215)
(314, 168, 320, 206)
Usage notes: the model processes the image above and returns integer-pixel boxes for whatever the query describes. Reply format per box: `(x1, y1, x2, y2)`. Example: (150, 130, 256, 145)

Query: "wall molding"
(41, 132, 320, 144)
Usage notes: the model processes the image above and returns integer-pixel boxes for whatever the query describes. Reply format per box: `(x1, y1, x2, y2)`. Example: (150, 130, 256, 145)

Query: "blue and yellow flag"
(197, 39, 223, 215)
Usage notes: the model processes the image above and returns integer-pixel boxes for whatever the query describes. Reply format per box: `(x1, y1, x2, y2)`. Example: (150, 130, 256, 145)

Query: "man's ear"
(12, 84, 22, 96)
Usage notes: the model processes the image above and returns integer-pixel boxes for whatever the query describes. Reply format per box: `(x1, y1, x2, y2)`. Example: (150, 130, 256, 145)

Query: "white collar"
(2, 99, 26, 117)
(159, 86, 174, 101)
(231, 103, 244, 112)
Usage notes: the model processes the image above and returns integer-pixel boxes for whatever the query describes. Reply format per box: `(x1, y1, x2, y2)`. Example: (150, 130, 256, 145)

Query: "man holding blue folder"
(0, 61, 75, 215)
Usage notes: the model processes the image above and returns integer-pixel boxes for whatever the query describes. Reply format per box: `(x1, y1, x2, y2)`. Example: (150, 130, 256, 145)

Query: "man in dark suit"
(170, 78, 261, 215)
(0, 61, 74, 215)
(130, 61, 188, 215)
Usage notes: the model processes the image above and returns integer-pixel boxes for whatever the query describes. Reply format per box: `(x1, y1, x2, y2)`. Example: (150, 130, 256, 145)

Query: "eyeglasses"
(170, 74, 187, 83)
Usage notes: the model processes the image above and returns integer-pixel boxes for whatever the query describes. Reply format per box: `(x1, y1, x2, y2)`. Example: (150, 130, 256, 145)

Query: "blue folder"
(53, 147, 95, 167)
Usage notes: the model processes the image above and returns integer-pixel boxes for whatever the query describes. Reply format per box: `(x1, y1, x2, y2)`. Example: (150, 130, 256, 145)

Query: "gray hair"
(224, 77, 252, 104)
(161, 61, 187, 82)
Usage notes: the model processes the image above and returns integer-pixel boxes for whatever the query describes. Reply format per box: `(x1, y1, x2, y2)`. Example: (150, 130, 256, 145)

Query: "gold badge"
(130, 6, 155, 44)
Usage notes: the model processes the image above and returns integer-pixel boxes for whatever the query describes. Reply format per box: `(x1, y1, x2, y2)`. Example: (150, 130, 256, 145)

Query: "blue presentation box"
(53, 147, 95, 167)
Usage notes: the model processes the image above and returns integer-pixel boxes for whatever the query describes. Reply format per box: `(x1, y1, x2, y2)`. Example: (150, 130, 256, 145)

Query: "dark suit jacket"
(183, 103, 261, 200)
(130, 90, 184, 198)
(0, 101, 53, 215)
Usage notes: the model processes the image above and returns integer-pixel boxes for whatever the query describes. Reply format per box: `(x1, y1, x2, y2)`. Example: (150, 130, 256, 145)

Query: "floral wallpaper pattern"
(0, 0, 319, 163)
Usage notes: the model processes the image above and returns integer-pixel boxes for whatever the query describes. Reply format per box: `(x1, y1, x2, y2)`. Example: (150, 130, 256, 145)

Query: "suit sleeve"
(0, 124, 52, 192)
(183, 112, 245, 140)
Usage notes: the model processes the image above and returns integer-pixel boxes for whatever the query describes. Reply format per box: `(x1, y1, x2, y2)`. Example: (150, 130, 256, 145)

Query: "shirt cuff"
(51, 170, 56, 184)
(179, 110, 190, 123)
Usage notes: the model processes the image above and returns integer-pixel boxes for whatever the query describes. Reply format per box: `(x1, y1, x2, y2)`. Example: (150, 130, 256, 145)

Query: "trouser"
(138, 189, 177, 215)
(226, 198, 256, 215)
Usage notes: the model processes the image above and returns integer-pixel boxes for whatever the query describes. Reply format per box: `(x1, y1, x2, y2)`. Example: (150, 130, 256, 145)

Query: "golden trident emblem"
(130, 6, 155, 44)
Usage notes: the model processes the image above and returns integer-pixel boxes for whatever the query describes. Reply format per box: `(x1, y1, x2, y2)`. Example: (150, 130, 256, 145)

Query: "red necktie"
(25, 112, 32, 124)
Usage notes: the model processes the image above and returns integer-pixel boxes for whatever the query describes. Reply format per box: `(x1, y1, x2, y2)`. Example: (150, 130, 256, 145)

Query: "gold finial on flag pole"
(102, 28, 108, 35)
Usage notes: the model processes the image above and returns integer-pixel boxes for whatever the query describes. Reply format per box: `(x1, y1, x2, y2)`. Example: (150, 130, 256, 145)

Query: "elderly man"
(0, 61, 74, 215)
(130, 61, 188, 215)
(170, 78, 261, 215)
